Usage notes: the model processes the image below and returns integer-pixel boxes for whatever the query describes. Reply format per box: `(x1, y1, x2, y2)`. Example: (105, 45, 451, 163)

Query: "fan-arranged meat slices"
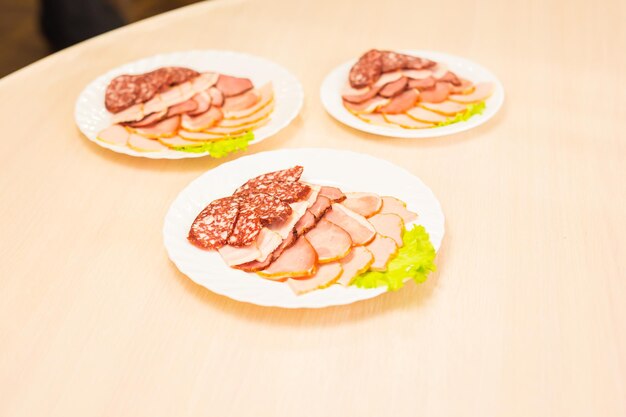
(368, 213, 404, 246)
(258, 237, 318, 280)
(305, 219, 352, 263)
(336, 246, 374, 286)
(341, 192, 382, 218)
(324, 204, 376, 246)
(366, 234, 398, 271)
(287, 263, 344, 295)
(294, 211, 317, 236)
(218, 241, 261, 266)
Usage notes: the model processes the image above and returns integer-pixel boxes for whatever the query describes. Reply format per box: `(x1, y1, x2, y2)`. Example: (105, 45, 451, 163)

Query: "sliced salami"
(236, 192, 292, 224)
(188, 197, 239, 250)
(228, 211, 262, 247)
(349, 49, 383, 89)
(235, 166, 304, 193)
(238, 181, 310, 203)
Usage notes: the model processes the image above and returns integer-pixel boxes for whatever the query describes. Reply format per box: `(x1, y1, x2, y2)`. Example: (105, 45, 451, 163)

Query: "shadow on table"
(169, 224, 450, 327)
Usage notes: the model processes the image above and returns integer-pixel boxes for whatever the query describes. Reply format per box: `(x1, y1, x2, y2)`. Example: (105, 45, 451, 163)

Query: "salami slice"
(235, 166, 304, 194)
(188, 197, 239, 250)
(228, 211, 262, 246)
(237, 181, 310, 203)
(349, 49, 383, 89)
(236, 192, 292, 224)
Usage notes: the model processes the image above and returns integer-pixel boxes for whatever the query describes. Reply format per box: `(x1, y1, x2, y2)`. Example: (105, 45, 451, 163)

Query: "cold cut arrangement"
(342, 50, 494, 129)
(97, 66, 274, 155)
(188, 166, 437, 295)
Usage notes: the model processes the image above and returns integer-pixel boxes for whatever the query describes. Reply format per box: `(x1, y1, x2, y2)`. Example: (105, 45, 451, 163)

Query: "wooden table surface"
(0, 0, 624, 415)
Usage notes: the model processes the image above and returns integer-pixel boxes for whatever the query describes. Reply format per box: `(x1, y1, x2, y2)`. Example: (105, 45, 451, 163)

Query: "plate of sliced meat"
(321, 49, 504, 138)
(164, 148, 445, 308)
(75, 50, 303, 159)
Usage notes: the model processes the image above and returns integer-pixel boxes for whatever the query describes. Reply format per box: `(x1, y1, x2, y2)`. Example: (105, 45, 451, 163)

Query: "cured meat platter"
(75, 50, 303, 159)
(321, 50, 504, 138)
(164, 148, 445, 308)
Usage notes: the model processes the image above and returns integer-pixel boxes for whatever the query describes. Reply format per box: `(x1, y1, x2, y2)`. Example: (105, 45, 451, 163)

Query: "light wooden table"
(0, 0, 624, 415)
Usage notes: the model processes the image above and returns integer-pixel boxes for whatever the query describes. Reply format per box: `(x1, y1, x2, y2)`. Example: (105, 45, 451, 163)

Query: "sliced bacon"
(308, 195, 332, 219)
(341, 192, 382, 218)
(324, 204, 376, 246)
(378, 89, 419, 114)
(368, 213, 404, 247)
(234, 232, 295, 272)
(188, 91, 211, 116)
(380, 196, 418, 224)
(216, 74, 254, 97)
(366, 234, 398, 271)
(336, 246, 374, 286)
(258, 236, 318, 280)
(287, 263, 343, 295)
(294, 211, 317, 236)
(97, 124, 129, 145)
(254, 228, 283, 263)
(372, 71, 404, 88)
(419, 82, 452, 103)
(319, 186, 345, 203)
(305, 219, 352, 263)
(167, 99, 198, 117)
(267, 201, 309, 239)
(379, 77, 408, 98)
(217, 242, 260, 266)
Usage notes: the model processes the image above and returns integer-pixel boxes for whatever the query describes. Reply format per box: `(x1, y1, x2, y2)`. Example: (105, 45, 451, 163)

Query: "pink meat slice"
(127, 109, 167, 127)
(324, 204, 376, 246)
(305, 219, 352, 262)
(449, 82, 494, 103)
(217, 242, 260, 266)
(287, 263, 343, 295)
(419, 82, 452, 103)
(379, 77, 408, 98)
(342, 85, 382, 104)
(437, 71, 461, 86)
(258, 236, 318, 279)
(294, 210, 317, 236)
(383, 113, 434, 129)
(343, 97, 389, 114)
(235, 232, 295, 272)
(366, 234, 398, 271)
(97, 124, 129, 145)
(188, 91, 211, 116)
(319, 186, 346, 203)
(368, 213, 404, 247)
(337, 246, 374, 286)
(380, 196, 418, 224)
(216, 74, 254, 97)
(408, 76, 436, 90)
(378, 89, 419, 114)
(308, 195, 332, 219)
(341, 192, 382, 218)
(133, 115, 180, 138)
(208, 87, 224, 107)
(222, 89, 260, 112)
(181, 106, 223, 131)
(167, 99, 198, 117)
(450, 78, 474, 94)
(406, 106, 447, 123)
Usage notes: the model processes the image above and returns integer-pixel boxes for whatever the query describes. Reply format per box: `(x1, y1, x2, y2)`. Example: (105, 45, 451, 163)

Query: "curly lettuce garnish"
(352, 225, 437, 291)
(437, 101, 486, 127)
(173, 131, 254, 157)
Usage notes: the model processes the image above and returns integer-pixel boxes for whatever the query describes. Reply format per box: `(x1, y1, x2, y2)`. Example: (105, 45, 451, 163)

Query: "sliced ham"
(368, 213, 404, 247)
(218, 242, 260, 266)
(449, 82, 494, 103)
(366, 234, 398, 271)
(158, 83, 186, 108)
(378, 89, 419, 114)
(111, 103, 144, 124)
(167, 99, 198, 117)
(222, 89, 260, 112)
(287, 263, 343, 295)
(450, 78, 474, 94)
(258, 236, 318, 280)
(357, 112, 399, 127)
(380, 196, 418, 224)
(216, 74, 254, 97)
(188, 91, 211, 116)
(294, 211, 317, 236)
(208, 87, 224, 107)
(254, 228, 283, 262)
(406, 106, 447, 123)
(308, 195, 332, 219)
(437, 71, 461, 86)
(268, 201, 309, 239)
(224, 83, 273, 119)
(127, 134, 169, 152)
(419, 82, 452, 103)
(127, 109, 167, 128)
(430, 64, 448, 79)
(341, 192, 382, 218)
(303, 184, 322, 207)
(408, 76, 436, 90)
(383, 113, 434, 129)
(203, 118, 269, 135)
(372, 70, 404, 88)
(178, 130, 230, 141)
(337, 246, 374, 286)
(343, 97, 390, 114)
(181, 106, 223, 131)
(235, 233, 295, 273)
(319, 186, 345, 203)
(132, 115, 180, 138)
(97, 124, 129, 145)
(305, 219, 352, 263)
(402, 69, 432, 80)
(324, 204, 376, 246)
(379, 77, 408, 98)
(342, 85, 382, 104)
(158, 135, 200, 148)
(218, 101, 273, 128)
(420, 101, 467, 116)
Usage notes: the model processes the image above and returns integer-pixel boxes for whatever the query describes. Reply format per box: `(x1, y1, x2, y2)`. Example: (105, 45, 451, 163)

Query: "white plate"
(320, 50, 504, 138)
(163, 148, 445, 309)
(75, 50, 303, 159)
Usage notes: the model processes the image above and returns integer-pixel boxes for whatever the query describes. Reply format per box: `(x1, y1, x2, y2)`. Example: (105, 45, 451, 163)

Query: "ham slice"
(408, 77, 436, 90)
(258, 237, 318, 280)
(268, 201, 309, 239)
(287, 263, 343, 295)
(341, 192, 382, 218)
(208, 87, 224, 107)
(218, 242, 261, 266)
(219, 101, 273, 128)
(178, 130, 229, 141)
(181, 106, 223, 131)
(380, 196, 418, 224)
(305, 219, 352, 263)
(383, 113, 434, 129)
(368, 213, 404, 246)
(402, 69, 432, 80)
(449, 82, 494, 103)
(337, 246, 374, 286)
(97, 124, 129, 145)
(379, 76, 408, 98)
(188, 91, 211, 116)
(324, 204, 376, 246)
(294, 211, 317, 235)
(111, 104, 144, 124)
(450, 78, 474, 94)
(357, 113, 399, 127)
(132, 115, 180, 138)
(224, 83, 273, 119)
(203, 118, 269, 135)
(216, 74, 254, 97)
(319, 186, 346, 203)
(372, 71, 403, 88)
(127, 134, 169, 152)
(308, 195, 332, 220)
(127, 109, 167, 128)
(378, 89, 419, 114)
(420, 101, 467, 116)
(254, 228, 283, 262)
(167, 99, 198, 117)
(419, 82, 452, 103)
(342, 85, 382, 104)
(406, 106, 447, 123)
(437, 71, 461, 86)
(222, 89, 260, 112)
(366, 234, 398, 271)
(158, 135, 200, 148)
(430, 64, 448, 79)
(343, 97, 390, 114)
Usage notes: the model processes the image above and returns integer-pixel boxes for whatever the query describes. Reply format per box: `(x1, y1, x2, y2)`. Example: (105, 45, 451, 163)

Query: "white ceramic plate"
(75, 50, 303, 159)
(320, 50, 504, 138)
(163, 148, 445, 308)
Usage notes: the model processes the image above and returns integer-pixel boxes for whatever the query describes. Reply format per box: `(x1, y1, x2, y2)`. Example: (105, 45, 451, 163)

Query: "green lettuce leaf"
(173, 131, 254, 157)
(352, 225, 437, 291)
(437, 101, 486, 127)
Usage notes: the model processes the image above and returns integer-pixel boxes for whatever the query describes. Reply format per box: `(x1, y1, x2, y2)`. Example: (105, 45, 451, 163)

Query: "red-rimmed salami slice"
(349, 49, 383, 89)
(235, 166, 304, 194)
(188, 196, 239, 250)
(238, 181, 310, 203)
(228, 210, 262, 247)
(237, 192, 292, 224)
